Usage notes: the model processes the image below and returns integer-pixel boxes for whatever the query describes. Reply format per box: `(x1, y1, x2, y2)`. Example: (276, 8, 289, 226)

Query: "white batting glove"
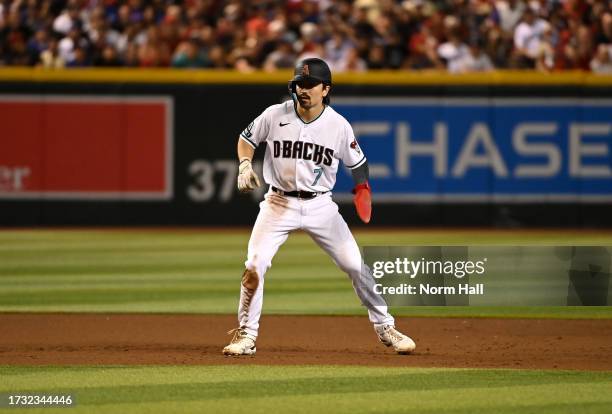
(237, 159, 261, 193)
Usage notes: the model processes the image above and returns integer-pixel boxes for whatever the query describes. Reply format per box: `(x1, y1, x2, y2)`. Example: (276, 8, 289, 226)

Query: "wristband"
(352, 181, 371, 194)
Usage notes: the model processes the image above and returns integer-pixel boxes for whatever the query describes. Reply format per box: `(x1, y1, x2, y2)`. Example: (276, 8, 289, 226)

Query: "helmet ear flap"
(288, 80, 298, 104)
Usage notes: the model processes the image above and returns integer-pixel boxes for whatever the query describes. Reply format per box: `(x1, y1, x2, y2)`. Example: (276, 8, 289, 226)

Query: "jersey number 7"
(312, 168, 323, 186)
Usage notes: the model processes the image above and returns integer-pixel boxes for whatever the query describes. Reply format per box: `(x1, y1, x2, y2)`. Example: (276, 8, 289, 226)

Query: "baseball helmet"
(288, 58, 332, 104)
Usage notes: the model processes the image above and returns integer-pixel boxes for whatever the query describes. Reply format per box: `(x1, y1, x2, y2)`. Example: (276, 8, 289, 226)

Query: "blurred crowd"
(1, 0, 611, 73)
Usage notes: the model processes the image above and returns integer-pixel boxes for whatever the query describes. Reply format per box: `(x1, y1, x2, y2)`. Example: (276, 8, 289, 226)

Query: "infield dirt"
(1, 314, 610, 370)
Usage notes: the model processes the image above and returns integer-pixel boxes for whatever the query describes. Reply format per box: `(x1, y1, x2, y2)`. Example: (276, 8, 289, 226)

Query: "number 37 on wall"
(188, 159, 265, 202)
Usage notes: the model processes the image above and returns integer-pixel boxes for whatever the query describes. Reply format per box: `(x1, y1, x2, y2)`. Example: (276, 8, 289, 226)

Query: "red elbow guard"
(352, 182, 372, 224)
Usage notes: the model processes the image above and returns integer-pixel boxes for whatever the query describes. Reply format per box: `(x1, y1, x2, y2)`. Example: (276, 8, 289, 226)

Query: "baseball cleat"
(223, 328, 257, 356)
(375, 324, 416, 354)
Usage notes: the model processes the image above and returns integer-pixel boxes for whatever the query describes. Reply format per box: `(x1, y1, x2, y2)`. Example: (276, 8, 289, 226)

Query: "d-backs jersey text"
(240, 100, 365, 192)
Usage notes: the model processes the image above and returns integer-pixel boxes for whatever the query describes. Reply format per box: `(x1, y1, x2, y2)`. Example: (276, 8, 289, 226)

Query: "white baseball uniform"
(238, 100, 394, 337)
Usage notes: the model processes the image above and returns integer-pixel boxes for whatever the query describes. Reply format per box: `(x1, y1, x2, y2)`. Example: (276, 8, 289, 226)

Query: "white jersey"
(240, 100, 366, 192)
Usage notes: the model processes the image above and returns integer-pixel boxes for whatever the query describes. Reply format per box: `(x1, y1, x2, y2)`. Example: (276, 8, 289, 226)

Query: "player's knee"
(245, 254, 271, 278)
(334, 250, 362, 276)
(242, 268, 259, 290)
(338, 258, 362, 276)
(340, 264, 361, 276)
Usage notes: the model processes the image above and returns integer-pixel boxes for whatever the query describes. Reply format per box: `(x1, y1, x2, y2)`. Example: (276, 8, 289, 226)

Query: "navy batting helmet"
(288, 58, 332, 104)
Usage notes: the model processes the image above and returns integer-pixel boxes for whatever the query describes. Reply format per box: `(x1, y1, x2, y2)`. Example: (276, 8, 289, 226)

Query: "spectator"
(0, 0, 609, 72)
(513, 8, 549, 68)
(27, 29, 50, 66)
(58, 26, 88, 63)
(371, 11, 405, 69)
(53, 4, 80, 35)
(171, 40, 207, 68)
(564, 16, 595, 70)
(111, 4, 132, 33)
(39, 38, 65, 68)
(450, 41, 494, 73)
(257, 18, 291, 67)
(324, 31, 353, 71)
(138, 26, 170, 67)
(234, 56, 256, 73)
(367, 42, 387, 69)
(335, 46, 367, 72)
(207, 44, 228, 68)
(297, 42, 325, 61)
(406, 22, 439, 69)
(482, 19, 512, 67)
(123, 42, 140, 66)
(590, 43, 612, 73)
(437, 26, 470, 72)
(67, 46, 89, 67)
(87, 10, 121, 52)
(595, 12, 612, 45)
(296, 21, 321, 56)
(351, 5, 375, 39)
(263, 39, 297, 71)
(535, 22, 555, 72)
(94, 45, 123, 67)
(494, 0, 527, 35)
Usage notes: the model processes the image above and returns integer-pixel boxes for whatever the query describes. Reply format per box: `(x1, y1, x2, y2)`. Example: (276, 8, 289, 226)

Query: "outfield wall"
(1, 69, 611, 227)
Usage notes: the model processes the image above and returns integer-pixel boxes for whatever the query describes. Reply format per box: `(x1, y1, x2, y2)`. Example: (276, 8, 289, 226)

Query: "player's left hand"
(352, 182, 371, 224)
(237, 159, 261, 193)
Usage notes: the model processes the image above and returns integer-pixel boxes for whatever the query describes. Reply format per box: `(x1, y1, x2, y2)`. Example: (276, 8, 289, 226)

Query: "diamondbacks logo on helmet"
(302, 64, 310, 76)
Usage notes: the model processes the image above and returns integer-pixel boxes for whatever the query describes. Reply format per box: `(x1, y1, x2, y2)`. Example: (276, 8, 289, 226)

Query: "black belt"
(271, 186, 326, 199)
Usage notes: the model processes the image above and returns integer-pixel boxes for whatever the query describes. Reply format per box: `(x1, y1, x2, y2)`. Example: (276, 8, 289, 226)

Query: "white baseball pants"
(238, 189, 394, 338)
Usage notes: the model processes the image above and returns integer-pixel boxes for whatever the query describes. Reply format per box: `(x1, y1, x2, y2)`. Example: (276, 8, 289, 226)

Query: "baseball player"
(223, 58, 416, 356)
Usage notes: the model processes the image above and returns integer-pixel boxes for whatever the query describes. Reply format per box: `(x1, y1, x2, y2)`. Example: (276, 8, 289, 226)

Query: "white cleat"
(222, 328, 257, 356)
(375, 324, 416, 354)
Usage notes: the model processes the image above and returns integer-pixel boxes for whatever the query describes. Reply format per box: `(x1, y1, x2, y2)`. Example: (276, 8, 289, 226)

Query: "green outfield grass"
(0, 229, 610, 318)
(1, 365, 611, 414)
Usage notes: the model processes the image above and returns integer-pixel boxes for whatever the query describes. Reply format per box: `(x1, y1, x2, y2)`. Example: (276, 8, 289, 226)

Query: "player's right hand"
(237, 159, 261, 193)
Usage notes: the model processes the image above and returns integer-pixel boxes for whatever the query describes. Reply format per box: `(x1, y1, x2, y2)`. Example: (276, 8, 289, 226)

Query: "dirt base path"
(1, 314, 610, 370)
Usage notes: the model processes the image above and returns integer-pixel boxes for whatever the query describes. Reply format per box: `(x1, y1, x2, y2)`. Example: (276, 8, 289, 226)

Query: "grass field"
(0, 229, 611, 318)
(1, 229, 611, 413)
(1, 366, 611, 414)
